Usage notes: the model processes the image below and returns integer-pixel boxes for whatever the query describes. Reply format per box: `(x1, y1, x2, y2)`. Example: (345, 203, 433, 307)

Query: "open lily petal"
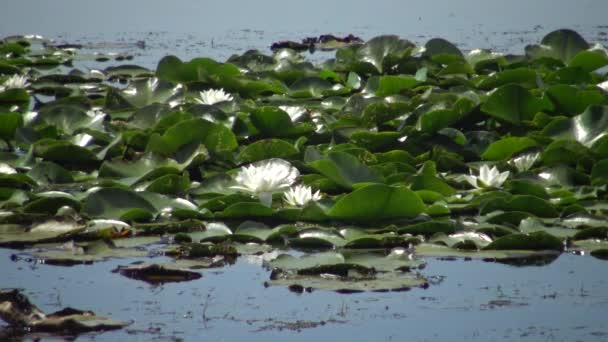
(283, 185, 322, 207)
(196, 88, 233, 105)
(466, 164, 509, 189)
(230, 159, 299, 204)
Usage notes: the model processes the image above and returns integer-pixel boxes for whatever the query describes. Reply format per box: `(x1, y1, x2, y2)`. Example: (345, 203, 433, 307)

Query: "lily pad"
(329, 184, 425, 222)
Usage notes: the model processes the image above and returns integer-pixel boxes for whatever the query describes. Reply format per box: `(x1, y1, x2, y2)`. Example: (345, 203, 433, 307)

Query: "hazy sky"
(1, 0, 606, 37)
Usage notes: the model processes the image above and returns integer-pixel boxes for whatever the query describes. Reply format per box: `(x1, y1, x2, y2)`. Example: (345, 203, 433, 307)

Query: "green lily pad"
(484, 231, 563, 251)
(308, 151, 381, 189)
(83, 187, 156, 220)
(397, 220, 457, 236)
(409, 161, 455, 196)
(238, 139, 299, 163)
(250, 106, 314, 138)
(546, 84, 605, 116)
(542, 105, 608, 147)
(0, 219, 84, 246)
(482, 137, 538, 161)
(31, 239, 147, 265)
(267, 269, 426, 292)
(481, 84, 553, 125)
(363, 75, 418, 97)
(146, 118, 237, 156)
(526, 29, 589, 63)
(0, 112, 23, 143)
(415, 242, 560, 261)
(329, 184, 425, 222)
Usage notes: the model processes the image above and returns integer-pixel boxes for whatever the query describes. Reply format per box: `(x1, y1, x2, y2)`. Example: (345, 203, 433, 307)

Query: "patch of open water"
(2, 0, 608, 340)
(2, 249, 608, 341)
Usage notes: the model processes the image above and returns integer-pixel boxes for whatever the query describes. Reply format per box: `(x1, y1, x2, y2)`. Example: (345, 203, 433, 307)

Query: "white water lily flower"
(283, 184, 322, 207)
(509, 152, 540, 172)
(231, 158, 299, 206)
(598, 80, 608, 92)
(279, 105, 307, 122)
(196, 88, 233, 105)
(464, 164, 510, 189)
(0, 74, 29, 92)
(0, 163, 17, 174)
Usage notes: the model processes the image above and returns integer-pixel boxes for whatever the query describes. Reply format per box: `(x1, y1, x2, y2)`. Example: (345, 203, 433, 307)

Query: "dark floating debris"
(0, 289, 129, 334)
(112, 263, 202, 284)
(271, 34, 363, 52)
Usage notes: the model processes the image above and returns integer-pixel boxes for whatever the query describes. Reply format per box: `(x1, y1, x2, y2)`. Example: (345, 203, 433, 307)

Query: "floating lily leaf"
(475, 68, 537, 90)
(31, 239, 147, 265)
(591, 159, 608, 185)
(0, 289, 129, 333)
(541, 139, 592, 167)
(34, 104, 103, 135)
(99, 154, 183, 185)
(250, 106, 314, 138)
(350, 131, 401, 151)
(525, 29, 589, 63)
(504, 180, 550, 199)
(146, 118, 237, 156)
(34, 140, 100, 166)
(219, 202, 273, 218)
(363, 75, 418, 97)
(409, 161, 455, 196)
(156, 56, 240, 84)
(186, 222, 232, 243)
(0, 219, 84, 246)
(542, 105, 608, 147)
(329, 184, 425, 222)
(288, 77, 334, 98)
(0, 89, 29, 106)
(482, 137, 538, 161)
(545, 85, 605, 116)
(570, 239, 608, 260)
(308, 151, 381, 189)
(0, 112, 23, 143)
(417, 108, 464, 134)
(481, 195, 559, 218)
(415, 242, 560, 261)
(267, 269, 426, 292)
(423, 38, 463, 61)
(141, 173, 190, 195)
(569, 49, 608, 72)
(267, 252, 345, 270)
(119, 77, 183, 108)
(429, 231, 492, 249)
(484, 231, 563, 251)
(397, 220, 457, 236)
(351, 35, 414, 74)
(83, 187, 156, 220)
(518, 217, 578, 239)
(481, 84, 553, 125)
(290, 228, 346, 248)
(238, 139, 299, 163)
(22, 192, 80, 215)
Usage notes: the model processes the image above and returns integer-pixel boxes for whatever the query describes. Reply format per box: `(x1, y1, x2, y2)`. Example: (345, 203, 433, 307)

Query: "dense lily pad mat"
(0, 28, 608, 303)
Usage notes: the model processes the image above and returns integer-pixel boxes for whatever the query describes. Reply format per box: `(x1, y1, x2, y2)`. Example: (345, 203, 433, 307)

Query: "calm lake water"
(1, 1, 608, 340)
